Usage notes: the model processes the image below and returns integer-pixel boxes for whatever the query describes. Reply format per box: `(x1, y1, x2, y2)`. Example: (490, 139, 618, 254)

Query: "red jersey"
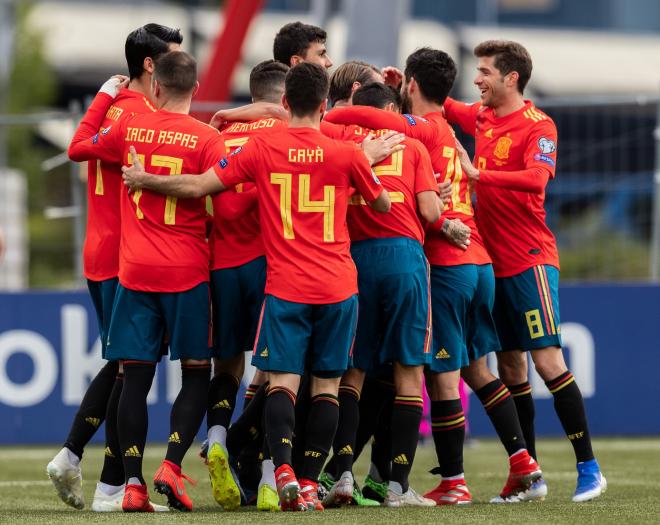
(211, 118, 288, 269)
(80, 89, 156, 281)
(324, 107, 491, 266)
(214, 127, 384, 304)
(348, 134, 437, 243)
(445, 98, 559, 277)
(69, 93, 226, 292)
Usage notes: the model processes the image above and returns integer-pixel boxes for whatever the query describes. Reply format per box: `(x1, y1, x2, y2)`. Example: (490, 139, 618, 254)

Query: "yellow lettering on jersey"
(105, 105, 124, 122)
(151, 155, 184, 225)
(95, 160, 104, 196)
(442, 146, 472, 215)
(288, 148, 324, 163)
(298, 174, 335, 242)
(373, 149, 403, 177)
(271, 173, 294, 239)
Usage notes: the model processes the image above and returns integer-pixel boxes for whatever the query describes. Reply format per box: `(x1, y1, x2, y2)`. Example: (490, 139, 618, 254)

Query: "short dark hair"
(249, 60, 289, 103)
(153, 51, 197, 97)
(125, 23, 183, 80)
(284, 63, 329, 118)
(329, 60, 381, 106)
(404, 47, 457, 105)
(273, 21, 326, 66)
(352, 83, 401, 111)
(474, 40, 532, 94)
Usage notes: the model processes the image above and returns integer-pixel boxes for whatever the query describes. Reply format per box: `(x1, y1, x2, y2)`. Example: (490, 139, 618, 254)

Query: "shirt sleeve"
(478, 167, 549, 193)
(443, 97, 481, 137)
(68, 93, 122, 163)
(212, 138, 258, 188)
(413, 141, 440, 194)
(524, 119, 558, 178)
(199, 131, 228, 172)
(348, 146, 384, 202)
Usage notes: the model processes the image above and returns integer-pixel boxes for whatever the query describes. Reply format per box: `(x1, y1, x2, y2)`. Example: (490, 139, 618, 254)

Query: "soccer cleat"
(275, 464, 306, 512)
(352, 480, 381, 506)
(122, 484, 154, 512)
(46, 447, 85, 510)
(423, 478, 472, 505)
(300, 479, 324, 511)
(92, 483, 169, 512)
(490, 450, 546, 503)
(573, 459, 607, 503)
(207, 442, 241, 510)
(257, 483, 280, 511)
(322, 470, 354, 507)
(318, 471, 335, 493)
(198, 439, 209, 464)
(153, 460, 196, 512)
(382, 486, 436, 507)
(362, 475, 388, 503)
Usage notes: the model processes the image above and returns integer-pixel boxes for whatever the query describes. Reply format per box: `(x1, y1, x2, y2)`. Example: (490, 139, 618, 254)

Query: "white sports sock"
(259, 459, 276, 489)
(368, 462, 383, 483)
(207, 425, 227, 448)
(127, 477, 142, 486)
(444, 473, 465, 481)
(96, 482, 123, 496)
(388, 481, 403, 496)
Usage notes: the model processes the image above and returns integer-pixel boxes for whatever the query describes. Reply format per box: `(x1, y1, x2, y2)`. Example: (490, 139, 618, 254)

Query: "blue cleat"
(572, 459, 607, 502)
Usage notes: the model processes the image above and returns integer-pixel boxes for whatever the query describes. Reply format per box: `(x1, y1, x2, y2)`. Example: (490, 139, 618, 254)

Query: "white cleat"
(47, 448, 84, 510)
(383, 486, 436, 507)
(322, 471, 354, 507)
(91, 483, 170, 512)
(490, 477, 548, 503)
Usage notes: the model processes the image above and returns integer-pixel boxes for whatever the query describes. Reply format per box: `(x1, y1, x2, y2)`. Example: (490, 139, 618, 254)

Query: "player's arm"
(443, 97, 480, 137)
(210, 102, 288, 129)
(349, 148, 391, 213)
(68, 76, 128, 162)
(413, 142, 442, 223)
(214, 186, 258, 221)
(324, 106, 435, 144)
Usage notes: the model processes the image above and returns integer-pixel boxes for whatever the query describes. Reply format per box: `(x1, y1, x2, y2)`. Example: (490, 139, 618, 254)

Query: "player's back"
(247, 127, 373, 304)
(118, 110, 225, 291)
(211, 117, 287, 270)
(348, 135, 429, 243)
(84, 88, 156, 281)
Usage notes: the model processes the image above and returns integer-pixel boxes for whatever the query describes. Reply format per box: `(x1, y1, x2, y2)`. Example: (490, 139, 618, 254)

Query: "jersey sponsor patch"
(537, 137, 556, 154)
(100, 126, 112, 135)
(534, 153, 556, 167)
(403, 114, 417, 126)
(218, 157, 228, 169)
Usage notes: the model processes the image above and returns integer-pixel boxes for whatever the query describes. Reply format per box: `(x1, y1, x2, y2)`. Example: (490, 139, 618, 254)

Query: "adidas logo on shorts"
(260, 347, 269, 357)
(435, 348, 450, 359)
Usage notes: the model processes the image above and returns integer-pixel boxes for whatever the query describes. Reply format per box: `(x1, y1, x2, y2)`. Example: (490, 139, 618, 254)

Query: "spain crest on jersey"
(494, 136, 513, 160)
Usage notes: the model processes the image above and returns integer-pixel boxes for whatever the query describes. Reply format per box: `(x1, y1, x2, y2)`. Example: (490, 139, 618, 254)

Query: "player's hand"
(437, 179, 452, 206)
(121, 146, 146, 192)
(362, 131, 405, 166)
(382, 66, 403, 89)
(456, 139, 479, 182)
(99, 75, 129, 98)
(442, 218, 471, 250)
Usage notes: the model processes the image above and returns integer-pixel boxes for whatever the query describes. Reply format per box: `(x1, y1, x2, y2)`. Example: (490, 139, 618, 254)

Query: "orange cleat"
(300, 479, 324, 511)
(274, 464, 306, 512)
(122, 483, 155, 512)
(153, 460, 197, 512)
(423, 478, 472, 505)
(491, 450, 546, 503)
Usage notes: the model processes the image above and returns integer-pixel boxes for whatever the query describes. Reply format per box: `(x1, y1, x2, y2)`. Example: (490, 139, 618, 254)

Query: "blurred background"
(0, 0, 659, 443)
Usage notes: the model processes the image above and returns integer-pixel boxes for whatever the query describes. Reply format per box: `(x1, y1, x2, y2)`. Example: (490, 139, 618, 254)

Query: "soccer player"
(447, 40, 606, 502)
(47, 23, 181, 513)
(321, 82, 440, 508)
(121, 63, 395, 512)
(325, 47, 545, 505)
(205, 59, 289, 512)
(68, 51, 225, 512)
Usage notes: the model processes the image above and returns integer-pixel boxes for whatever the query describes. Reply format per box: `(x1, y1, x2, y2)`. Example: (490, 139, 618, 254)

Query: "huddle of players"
(46, 20, 606, 513)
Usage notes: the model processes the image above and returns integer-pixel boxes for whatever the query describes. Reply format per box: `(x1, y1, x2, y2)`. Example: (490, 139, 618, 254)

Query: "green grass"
(0, 438, 658, 524)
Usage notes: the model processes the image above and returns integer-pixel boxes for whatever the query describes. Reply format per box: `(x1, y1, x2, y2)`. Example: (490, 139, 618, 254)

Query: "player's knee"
(340, 368, 365, 392)
(531, 346, 567, 381)
(497, 353, 527, 385)
(462, 357, 495, 390)
(427, 371, 460, 400)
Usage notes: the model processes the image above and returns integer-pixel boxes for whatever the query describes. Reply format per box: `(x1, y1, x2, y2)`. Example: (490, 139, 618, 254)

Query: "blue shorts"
(106, 282, 211, 362)
(210, 256, 266, 360)
(493, 265, 562, 352)
(87, 277, 119, 359)
(428, 264, 500, 373)
(350, 237, 431, 371)
(251, 294, 358, 378)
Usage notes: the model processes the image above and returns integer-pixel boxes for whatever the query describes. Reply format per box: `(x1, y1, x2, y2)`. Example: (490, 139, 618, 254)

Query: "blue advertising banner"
(0, 285, 659, 443)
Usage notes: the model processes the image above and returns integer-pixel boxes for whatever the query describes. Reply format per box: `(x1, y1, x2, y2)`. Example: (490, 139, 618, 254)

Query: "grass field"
(0, 437, 658, 524)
